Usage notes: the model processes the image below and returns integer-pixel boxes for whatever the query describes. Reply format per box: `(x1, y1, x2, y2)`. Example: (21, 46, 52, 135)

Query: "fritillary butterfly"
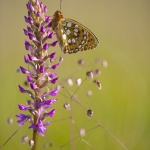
(51, 10, 99, 54)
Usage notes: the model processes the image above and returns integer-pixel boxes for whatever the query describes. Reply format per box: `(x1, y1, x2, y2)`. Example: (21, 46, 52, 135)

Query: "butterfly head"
(53, 10, 63, 19)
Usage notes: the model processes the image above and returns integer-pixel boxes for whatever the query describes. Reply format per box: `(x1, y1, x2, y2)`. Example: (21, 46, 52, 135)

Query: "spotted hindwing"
(56, 18, 99, 54)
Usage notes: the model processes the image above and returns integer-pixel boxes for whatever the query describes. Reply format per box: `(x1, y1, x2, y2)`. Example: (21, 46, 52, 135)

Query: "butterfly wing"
(55, 18, 99, 54)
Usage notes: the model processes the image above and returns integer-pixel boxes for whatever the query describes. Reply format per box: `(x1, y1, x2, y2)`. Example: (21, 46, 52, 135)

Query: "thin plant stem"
(0, 117, 30, 150)
(63, 86, 128, 150)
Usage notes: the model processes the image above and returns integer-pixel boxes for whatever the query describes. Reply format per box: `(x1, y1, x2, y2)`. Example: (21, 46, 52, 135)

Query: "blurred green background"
(0, 0, 150, 149)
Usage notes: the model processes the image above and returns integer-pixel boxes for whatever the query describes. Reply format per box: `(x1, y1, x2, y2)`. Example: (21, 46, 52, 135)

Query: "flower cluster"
(16, 0, 60, 137)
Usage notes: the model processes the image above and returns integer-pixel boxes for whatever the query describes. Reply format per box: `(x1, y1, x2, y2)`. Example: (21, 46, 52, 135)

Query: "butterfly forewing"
(52, 11, 99, 54)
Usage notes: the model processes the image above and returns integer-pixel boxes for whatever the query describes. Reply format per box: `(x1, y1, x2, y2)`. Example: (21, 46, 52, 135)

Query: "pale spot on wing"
(74, 32, 77, 36)
(84, 30, 86, 35)
(82, 40, 85, 44)
(63, 34, 66, 40)
(72, 38, 76, 43)
(66, 30, 71, 35)
(75, 25, 78, 28)
(84, 36, 86, 39)
(67, 22, 72, 27)
(74, 29, 78, 32)
(68, 39, 71, 43)
(61, 29, 63, 33)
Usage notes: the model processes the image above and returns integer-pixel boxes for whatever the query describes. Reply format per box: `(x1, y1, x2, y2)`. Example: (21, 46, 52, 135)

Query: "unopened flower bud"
(78, 59, 84, 65)
(27, 75, 33, 82)
(49, 141, 53, 147)
(40, 2, 43, 8)
(20, 66, 30, 74)
(27, 25, 32, 32)
(49, 52, 56, 59)
(24, 16, 29, 23)
(50, 58, 54, 63)
(25, 40, 31, 50)
(67, 78, 73, 86)
(28, 17, 34, 24)
(26, 2, 29, 9)
(7, 118, 13, 124)
(24, 55, 29, 63)
(29, 4, 34, 12)
(48, 32, 54, 38)
(56, 85, 61, 91)
(76, 78, 82, 86)
(48, 21, 52, 27)
(86, 71, 93, 79)
(23, 29, 28, 36)
(79, 128, 85, 136)
(51, 63, 59, 69)
(40, 65, 44, 73)
(64, 103, 70, 110)
(35, 0, 39, 6)
(24, 81, 29, 86)
(37, 10, 41, 17)
(43, 6, 47, 13)
(94, 69, 101, 75)
(40, 26, 45, 33)
(101, 60, 108, 67)
(26, 100, 32, 105)
(30, 83, 38, 90)
(22, 136, 29, 143)
(28, 33, 36, 41)
(59, 57, 63, 63)
(87, 90, 92, 96)
(29, 139, 34, 148)
(28, 11, 30, 17)
(87, 109, 93, 117)
(43, 43, 49, 50)
(47, 29, 50, 36)
(94, 80, 102, 90)
(45, 16, 50, 23)
(51, 41, 57, 47)
(96, 81, 102, 90)
(51, 77, 58, 84)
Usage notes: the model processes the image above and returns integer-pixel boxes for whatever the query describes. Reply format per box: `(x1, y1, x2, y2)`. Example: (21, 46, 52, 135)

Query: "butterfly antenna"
(60, 0, 62, 11)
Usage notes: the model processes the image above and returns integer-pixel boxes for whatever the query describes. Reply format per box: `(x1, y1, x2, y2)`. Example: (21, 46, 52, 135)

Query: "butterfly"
(51, 10, 99, 54)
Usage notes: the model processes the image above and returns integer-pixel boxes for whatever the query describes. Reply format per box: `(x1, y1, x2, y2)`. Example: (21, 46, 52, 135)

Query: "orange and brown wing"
(55, 18, 99, 54)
